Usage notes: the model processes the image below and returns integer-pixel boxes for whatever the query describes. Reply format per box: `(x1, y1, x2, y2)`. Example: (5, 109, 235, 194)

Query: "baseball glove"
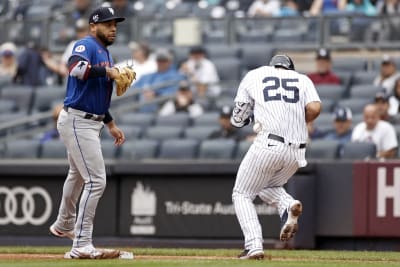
(114, 66, 136, 96)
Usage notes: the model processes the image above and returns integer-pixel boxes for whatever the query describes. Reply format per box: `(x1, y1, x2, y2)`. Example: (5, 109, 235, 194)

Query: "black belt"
(63, 106, 105, 122)
(268, 133, 306, 149)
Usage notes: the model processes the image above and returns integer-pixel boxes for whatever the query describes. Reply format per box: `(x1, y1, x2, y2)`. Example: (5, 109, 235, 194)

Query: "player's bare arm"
(106, 120, 125, 146)
(378, 147, 397, 159)
(106, 66, 119, 79)
(305, 101, 321, 123)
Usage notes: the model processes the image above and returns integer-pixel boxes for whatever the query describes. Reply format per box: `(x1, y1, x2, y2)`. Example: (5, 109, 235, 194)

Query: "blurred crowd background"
(0, 0, 399, 161)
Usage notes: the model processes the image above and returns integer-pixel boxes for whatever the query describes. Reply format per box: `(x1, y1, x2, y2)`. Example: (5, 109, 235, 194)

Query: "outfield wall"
(0, 160, 399, 250)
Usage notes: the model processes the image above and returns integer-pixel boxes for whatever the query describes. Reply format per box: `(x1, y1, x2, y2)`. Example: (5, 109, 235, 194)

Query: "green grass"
(0, 247, 399, 267)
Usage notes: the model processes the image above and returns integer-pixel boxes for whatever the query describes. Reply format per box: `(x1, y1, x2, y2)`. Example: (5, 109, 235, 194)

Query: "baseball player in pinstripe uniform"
(49, 7, 128, 259)
(231, 55, 321, 259)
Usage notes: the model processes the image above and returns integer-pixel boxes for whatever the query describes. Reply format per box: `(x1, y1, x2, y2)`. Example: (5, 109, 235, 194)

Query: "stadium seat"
(213, 58, 241, 82)
(119, 139, 159, 160)
(350, 84, 383, 99)
(0, 86, 33, 113)
(316, 85, 346, 101)
(184, 126, 219, 140)
(118, 113, 155, 128)
(40, 139, 66, 158)
(198, 139, 236, 159)
(313, 113, 334, 133)
(237, 30, 272, 43)
(240, 45, 275, 71)
(158, 139, 199, 159)
(320, 98, 335, 113)
(192, 112, 219, 126)
(0, 99, 16, 113)
(205, 44, 240, 59)
(335, 70, 353, 93)
(31, 86, 65, 113)
(143, 126, 183, 141)
(4, 139, 40, 158)
(155, 113, 191, 127)
(102, 125, 142, 141)
(235, 139, 252, 159)
(214, 96, 234, 111)
(332, 58, 367, 73)
(305, 140, 340, 159)
(351, 71, 378, 86)
(336, 98, 371, 114)
(102, 140, 119, 159)
(340, 142, 376, 159)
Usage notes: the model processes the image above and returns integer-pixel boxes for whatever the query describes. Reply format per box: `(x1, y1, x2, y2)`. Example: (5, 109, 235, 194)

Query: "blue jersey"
(64, 36, 114, 115)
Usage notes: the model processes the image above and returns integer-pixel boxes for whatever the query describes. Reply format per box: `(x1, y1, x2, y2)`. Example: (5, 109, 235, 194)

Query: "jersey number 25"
(263, 77, 299, 103)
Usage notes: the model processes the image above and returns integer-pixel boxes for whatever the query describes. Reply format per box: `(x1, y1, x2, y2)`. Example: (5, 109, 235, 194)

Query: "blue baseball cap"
(89, 7, 125, 24)
(334, 107, 352, 121)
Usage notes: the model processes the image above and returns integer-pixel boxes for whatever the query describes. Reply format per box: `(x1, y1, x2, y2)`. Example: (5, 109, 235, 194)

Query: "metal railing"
(0, 79, 182, 142)
(1, 13, 399, 53)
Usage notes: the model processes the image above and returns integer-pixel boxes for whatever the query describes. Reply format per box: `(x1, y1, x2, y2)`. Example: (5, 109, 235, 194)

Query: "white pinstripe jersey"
(234, 66, 320, 143)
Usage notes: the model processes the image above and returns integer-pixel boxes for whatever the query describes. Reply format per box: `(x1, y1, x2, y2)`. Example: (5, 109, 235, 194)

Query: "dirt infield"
(0, 254, 234, 260)
(0, 253, 399, 263)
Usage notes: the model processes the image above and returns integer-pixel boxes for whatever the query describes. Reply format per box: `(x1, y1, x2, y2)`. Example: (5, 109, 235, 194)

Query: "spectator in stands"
(374, 91, 392, 121)
(309, 0, 347, 15)
(352, 104, 398, 159)
(275, 0, 300, 16)
(247, 0, 281, 17)
(345, 0, 377, 15)
(388, 78, 400, 116)
(179, 46, 220, 97)
(116, 41, 157, 84)
(39, 104, 63, 144)
(324, 107, 353, 144)
(111, 0, 135, 17)
(14, 41, 59, 86)
(134, 48, 185, 112)
(158, 81, 204, 118)
(373, 55, 400, 95)
(308, 48, 341, 85)
(307, 121, 326, 140)
(60, 18, 89, 79)
(366, 0, 400, 42)
(376, 0, 400, 15)
(0, 42, 18, 80)
(69, 0, 96, 22)
(209, 105, 246, 141)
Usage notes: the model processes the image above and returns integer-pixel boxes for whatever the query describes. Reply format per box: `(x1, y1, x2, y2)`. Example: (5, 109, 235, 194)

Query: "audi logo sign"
(0, 186, 52, 225)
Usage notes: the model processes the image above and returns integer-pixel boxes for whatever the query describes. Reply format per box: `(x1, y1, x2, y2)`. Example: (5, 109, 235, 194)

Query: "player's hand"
(106, 67, 120, 80)
(107, 123, 125, 146)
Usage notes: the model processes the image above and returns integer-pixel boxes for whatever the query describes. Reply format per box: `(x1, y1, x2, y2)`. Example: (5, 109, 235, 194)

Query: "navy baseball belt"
(268, 133, 306, 149)
(63, 106, 105, 122)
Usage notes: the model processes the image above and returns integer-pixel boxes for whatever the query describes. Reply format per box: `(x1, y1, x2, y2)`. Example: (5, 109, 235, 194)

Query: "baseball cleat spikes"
(280, 200, 302, 242)
(238, 249, 265, 260)
(66, 245, 122, 259)
(49, 224, 75, 240)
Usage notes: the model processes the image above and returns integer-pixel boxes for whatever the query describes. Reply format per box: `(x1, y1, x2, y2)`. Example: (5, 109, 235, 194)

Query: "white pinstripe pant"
(232, 139, 304, 250)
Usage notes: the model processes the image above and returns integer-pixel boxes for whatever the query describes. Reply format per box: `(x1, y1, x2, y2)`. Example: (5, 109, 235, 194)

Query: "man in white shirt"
(116, 41, 157, 84)
(247, 0, 281, 17)
(180, 46, 220, 97)
(351, 104, 398, 159)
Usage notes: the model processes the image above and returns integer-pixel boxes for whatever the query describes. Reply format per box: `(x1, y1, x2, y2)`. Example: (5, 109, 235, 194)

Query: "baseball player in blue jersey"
(49, 6, 133, 259)
(231, 55, 321, 259)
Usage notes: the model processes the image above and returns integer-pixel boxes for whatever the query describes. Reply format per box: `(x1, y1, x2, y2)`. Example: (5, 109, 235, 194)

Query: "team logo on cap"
(108, 8, 114, 15)
(92, 14, 99, 23)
